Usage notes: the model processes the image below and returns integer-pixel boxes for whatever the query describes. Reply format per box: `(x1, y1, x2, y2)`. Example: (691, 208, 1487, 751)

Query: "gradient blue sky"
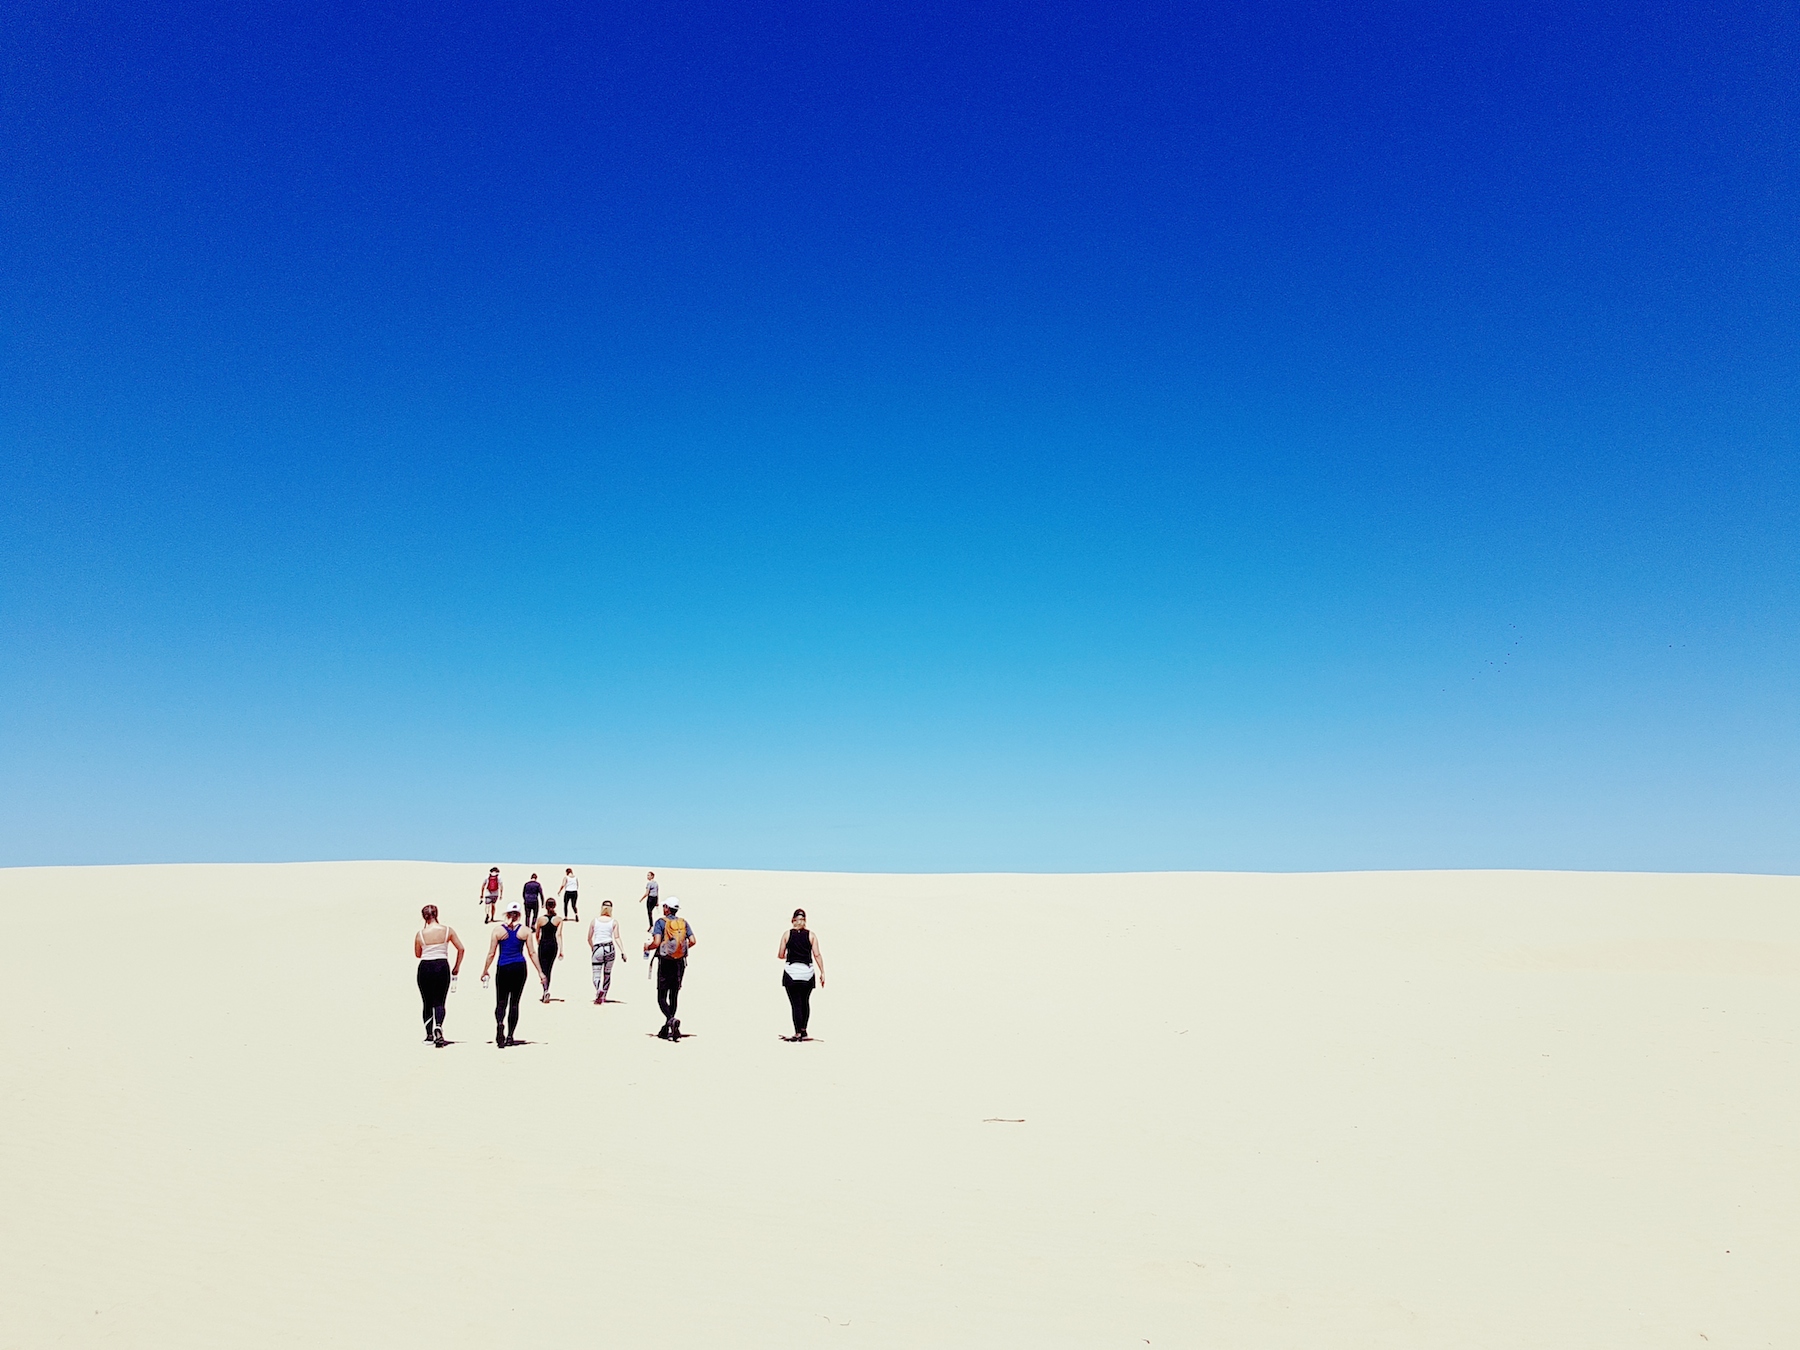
(3, 3, 1796, 871)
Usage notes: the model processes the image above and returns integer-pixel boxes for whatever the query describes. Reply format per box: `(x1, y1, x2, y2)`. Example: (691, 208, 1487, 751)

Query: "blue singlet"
(497, 922, 527, 966)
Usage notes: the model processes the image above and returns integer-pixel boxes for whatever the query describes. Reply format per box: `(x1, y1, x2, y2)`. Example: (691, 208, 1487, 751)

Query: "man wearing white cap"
(644, 898, 697, 1040)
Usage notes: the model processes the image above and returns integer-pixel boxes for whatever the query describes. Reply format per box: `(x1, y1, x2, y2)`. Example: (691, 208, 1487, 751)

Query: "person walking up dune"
(414, 905, 465, 1046)
(644, 898, 695, 1040)
(588, 899, 622, 1004)
(639, 872, 659, 935)
(480, 900, 542, 1047)
(479, 867, 503, 924)
(536, 898, 563, 1002)
(522, 873, 544, 927)
(557, 868, 580, 921)
(775, 908, 825, 1041)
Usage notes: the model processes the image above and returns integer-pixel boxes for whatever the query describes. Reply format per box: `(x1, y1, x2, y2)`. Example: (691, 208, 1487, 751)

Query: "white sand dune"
(2, 863, 1796, 1348)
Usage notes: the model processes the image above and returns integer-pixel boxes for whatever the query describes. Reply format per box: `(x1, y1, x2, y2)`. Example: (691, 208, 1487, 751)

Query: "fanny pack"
(785, 962, 815, 981)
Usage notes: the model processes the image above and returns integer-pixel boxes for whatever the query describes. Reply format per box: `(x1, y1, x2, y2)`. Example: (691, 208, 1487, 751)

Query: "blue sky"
(3, 3, 1795, 870)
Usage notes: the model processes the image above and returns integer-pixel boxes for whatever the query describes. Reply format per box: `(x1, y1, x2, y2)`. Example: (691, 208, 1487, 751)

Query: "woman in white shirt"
(587, 900, 622, 1004)
(412, 905, 465, 1046)
(556, 868, 580, 920)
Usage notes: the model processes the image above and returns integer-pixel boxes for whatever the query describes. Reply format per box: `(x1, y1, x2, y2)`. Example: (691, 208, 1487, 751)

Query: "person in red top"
(478, 867, 503, 924)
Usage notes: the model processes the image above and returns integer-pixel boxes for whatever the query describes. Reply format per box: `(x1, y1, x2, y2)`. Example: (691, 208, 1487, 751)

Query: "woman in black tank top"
(536, 899, 561, 1001)
(774, 908, 826, 1040)
(785, 927, 813, 964)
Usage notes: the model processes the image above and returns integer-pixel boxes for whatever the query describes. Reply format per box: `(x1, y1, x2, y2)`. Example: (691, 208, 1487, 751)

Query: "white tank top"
(591, 917, 617, 946)
(418, 927, 450, 961)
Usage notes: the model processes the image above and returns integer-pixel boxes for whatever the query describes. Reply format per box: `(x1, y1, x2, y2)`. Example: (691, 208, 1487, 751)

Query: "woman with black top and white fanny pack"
(775, 908, 825, 1041)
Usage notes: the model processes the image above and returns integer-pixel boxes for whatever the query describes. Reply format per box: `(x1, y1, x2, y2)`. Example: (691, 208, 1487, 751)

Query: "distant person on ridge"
(639, 871, 660, 935)
(775, 908, 825, 1042)
(588, 899, 623, 1004)
(522, 873, 544, 927)
(479, 867, 502, 924)
(645, 898, 696, 1040)
(556, 867, 580, 921)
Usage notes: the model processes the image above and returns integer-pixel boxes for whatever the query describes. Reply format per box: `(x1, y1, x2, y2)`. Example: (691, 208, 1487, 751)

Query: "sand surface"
(2, 864, 1796, 1348)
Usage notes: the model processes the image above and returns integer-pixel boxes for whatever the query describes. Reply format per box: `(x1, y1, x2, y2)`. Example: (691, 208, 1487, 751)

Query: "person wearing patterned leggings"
(588, 900, 622, 1004)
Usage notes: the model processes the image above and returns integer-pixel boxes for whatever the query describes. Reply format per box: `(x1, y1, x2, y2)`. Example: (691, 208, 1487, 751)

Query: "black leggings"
(646, 897, 658, 930)
(418, 959, 451, 1034)
(783, 973, 815, 1036)
(494, 962, 527, 1038)
(656, 957, 686, 1022)
(539, 941, 558, 990)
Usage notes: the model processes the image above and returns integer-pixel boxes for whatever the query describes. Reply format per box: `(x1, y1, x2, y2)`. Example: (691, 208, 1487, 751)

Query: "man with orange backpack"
(644, 898, 697, 1040)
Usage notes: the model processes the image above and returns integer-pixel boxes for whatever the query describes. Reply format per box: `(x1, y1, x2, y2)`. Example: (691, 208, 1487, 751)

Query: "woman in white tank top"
(587, 900, 622, 1004)
(413, 905, 465, 1046)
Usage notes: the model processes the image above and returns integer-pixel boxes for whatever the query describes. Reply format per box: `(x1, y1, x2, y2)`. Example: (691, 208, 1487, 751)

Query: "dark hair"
(792, 908, 807, 922)
(421, 905, 439, 923)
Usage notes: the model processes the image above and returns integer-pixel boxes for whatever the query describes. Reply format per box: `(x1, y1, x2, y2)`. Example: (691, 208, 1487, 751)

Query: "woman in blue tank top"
(479, 900, 543, 1047)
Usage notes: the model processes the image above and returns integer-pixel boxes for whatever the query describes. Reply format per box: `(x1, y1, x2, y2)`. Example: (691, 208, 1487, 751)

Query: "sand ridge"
(2, 863, 1796, 1348)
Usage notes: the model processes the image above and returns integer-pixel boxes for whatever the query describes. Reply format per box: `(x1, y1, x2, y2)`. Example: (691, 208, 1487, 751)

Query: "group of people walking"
(412, 869, 826, 1048)
(478, 865, 582, 924)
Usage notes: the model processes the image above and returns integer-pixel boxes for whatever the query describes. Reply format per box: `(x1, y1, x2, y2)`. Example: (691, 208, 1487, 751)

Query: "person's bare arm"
(811, 933, 825, 987)
(587, 921, 597, 955)
(775, 931, 789, 959)
(526, 939, 543, 979)
(448, 928, 465, 974)
(414, 931, 424, 959)
(481, 928, 501, 979)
